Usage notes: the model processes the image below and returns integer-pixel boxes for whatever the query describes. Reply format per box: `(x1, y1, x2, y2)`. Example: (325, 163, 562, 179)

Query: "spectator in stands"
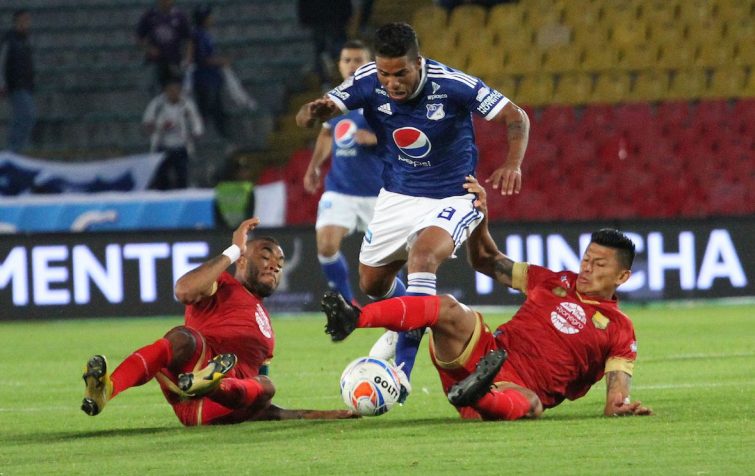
(143, 75, 204, 190)
(0, 9, 36, 153)
(191, 4, 230, 141)
(136, 0, 193, 94)
(297, 0, 352, 90)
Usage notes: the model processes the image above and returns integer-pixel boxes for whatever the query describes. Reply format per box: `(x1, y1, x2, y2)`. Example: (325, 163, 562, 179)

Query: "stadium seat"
(571, 25, 610, 50)
(488, 75, 518, 99)
(552, 72, 593, 106)
(538, 104, 578, 135)
(466, 43, 505, 81)
(516, 74, 555, 107)
(504, 50, 542, 75)
(580, 45, 619, 72)
(421, 34, 457, 63)
(704, 66, 747, 100)
(591, 72, 631, 104)
(617, 45, 659, 71)
(744, 71, 755, 98)
(637, 0, 679, 23)
(448, 4, 487, 34)
(540, 46, 582, 73)
(677, 0, 716, 23)
(666, 68, 708, 100)
(601, 2, 640, 25)
(684, 18, 725, 45)
(562, 1, 601, 29)
(412, 4, 448, 35)
(610, 22, 649, 48)
(646, 20, 686, 49)
(734, 41, 755, 67)
(535, 22, 572, 49)
(694, 42, 736, 68)
(656, 101, 692, 128)
(657, 43, 696, 69)
(631, 70, 670, 102)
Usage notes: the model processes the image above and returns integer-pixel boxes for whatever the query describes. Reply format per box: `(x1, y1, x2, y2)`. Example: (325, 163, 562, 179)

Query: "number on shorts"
(437, 207, 456, 220)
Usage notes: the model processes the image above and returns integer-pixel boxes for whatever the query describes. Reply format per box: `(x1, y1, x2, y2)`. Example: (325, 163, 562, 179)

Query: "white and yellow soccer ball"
(340, 357, 402, 416)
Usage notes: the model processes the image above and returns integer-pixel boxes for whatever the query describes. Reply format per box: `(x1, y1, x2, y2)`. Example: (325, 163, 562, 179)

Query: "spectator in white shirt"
(143, 75, 203, 189)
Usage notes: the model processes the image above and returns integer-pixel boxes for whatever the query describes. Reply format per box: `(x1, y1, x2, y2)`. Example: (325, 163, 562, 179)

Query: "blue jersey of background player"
(297, 23, 530, 398)
(303, 40, 393, 307)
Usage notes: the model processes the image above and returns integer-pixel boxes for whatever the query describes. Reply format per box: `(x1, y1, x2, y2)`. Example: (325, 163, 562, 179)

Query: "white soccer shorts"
(359, 189, 483, 267)
(315, 191, 377, 234)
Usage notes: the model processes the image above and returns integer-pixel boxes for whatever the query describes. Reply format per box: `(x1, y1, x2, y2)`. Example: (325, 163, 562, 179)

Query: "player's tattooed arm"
(492, 255, 516, 288)
(604, 371, 653, 417)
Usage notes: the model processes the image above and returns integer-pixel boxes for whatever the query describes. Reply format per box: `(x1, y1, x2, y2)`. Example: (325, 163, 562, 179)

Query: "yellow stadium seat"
(647, 20, 686, 48)
(666, 68, 707, 100)
(521, 2, 563, 30)
(421, 33, 457, 62)
(636, 0, 679, 23)
(677, 0, 715, 23)
(412, 5, 448, 35)
(572, 26, 610, 49)
(694, 42, 736, 68)
(448, 4, 487, 32)
(601, 1, 640, 25)
(438, 49, 469, 70)
(458, 27, 496, 51)
(703, 66, 747, 99)
(553, 71, 593, 105)
(617, 45, 659, 71)
(725, 18, 755, 44)
(504, 49, 542, 75)
(743, 69, 755, 98)
(734, 41, 755, 67)
(581, 45, 620, 72)
(487, 75, 518, 98)
(562, 1, 601, 29)
(541, 45, 582, 73)
(591, 71, 631, 103)
(610, 22, 649, 48)
(657, 43, 696, 69)
(516, 73, 555, 107)
(535, 22, 572, 49)
(487, 2, 526, 31)
(467, 45, 506, 80)
(631, 69, 670, 102)
(685, 18, 724, 45)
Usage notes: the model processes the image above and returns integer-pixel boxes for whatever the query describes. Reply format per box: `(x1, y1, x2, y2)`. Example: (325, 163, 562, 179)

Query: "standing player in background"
(81, 217, 356, 425)
(296, 22, 530, 397)
(303, 40, 401, 310)
(322, 177, 653, 421)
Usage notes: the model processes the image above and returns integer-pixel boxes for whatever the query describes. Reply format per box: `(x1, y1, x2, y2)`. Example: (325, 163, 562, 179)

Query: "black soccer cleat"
(177, 353, 237, 397)
(81, 354, 112, 416)
(447, 349, 508, 407)
(321, 291, 360, 342)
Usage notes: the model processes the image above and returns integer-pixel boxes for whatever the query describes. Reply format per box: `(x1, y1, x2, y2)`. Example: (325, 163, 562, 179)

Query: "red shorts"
(155, 327, 257, 426)
(429, 312, 527, 419)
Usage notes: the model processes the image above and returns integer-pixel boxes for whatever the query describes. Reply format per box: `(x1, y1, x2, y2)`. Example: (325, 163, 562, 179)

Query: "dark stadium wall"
(0, 218, 753, 320)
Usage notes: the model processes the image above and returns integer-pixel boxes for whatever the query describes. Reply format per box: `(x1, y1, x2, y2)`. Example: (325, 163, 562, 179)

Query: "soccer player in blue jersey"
(296, 22, 530, 398)
(303, 40, 403, 307)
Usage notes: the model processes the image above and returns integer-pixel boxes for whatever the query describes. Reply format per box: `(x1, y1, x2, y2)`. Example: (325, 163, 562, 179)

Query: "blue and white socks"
(319, 252, 353, 302)
(395, 272, 437, 381)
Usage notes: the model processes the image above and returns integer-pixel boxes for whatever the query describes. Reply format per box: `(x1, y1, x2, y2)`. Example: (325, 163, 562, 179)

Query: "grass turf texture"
(1, 303, 753, 475)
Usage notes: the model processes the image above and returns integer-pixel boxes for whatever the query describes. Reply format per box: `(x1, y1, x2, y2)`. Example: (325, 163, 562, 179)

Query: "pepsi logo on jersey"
(393, 127, 431, 159)
(334, 119, 358, 148)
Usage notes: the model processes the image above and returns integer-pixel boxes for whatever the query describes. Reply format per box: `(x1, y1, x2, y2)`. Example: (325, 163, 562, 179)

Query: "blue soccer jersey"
(323, 109, 385, 197)
(327, 58, 509, 198)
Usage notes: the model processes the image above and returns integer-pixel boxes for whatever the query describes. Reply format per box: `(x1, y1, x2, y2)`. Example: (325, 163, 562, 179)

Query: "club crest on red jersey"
(392, 127, 431, 158)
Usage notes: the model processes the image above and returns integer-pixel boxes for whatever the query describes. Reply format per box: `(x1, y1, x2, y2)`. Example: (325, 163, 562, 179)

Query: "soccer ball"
(340, 357, 402, 416)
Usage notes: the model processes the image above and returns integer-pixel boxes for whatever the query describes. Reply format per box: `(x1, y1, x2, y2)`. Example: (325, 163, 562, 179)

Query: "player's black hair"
(373, 22, 419, 59)
(13, 9, 29, 20)
(590, 228, 635, 269)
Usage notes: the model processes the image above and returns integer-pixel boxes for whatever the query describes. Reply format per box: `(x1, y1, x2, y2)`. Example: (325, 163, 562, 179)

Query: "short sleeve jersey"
(323, 109, 385, 196)
(326, 58, 509, 198)
(496, 264, 637, 408)
(184, 272, 274, 379)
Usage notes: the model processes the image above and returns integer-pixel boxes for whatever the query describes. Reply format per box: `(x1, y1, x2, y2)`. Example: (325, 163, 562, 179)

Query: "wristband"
(222, 244, 241, 263)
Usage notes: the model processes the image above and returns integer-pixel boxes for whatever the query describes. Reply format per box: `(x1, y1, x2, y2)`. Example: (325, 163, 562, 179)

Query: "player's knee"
(359, 275, 389, 297)
(437, 295, 472, 329)
(163, 326, 196, 365)
(407, 244, 446, 272)
(317, 241, 340, 257)
(255, 375, 276, 400)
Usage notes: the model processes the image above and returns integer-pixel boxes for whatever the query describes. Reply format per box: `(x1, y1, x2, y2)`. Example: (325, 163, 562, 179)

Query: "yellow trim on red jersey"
(605, 357, 634, 376)
(430, 312, 484, 370)
(512, 262, 528, 293)
(575, 291, 600, 305)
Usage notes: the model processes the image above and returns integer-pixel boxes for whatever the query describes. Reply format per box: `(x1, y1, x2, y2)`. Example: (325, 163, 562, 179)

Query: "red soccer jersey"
(495, 263, 637, 408)
(184, 272, 275, 379)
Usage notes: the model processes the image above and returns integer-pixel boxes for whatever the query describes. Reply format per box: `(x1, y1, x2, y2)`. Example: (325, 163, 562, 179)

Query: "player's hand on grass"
(233, 217, 260, 254)
(463, 175, 488, 215)
(608, 398, 653, 417)
(486, 162, 522, 196)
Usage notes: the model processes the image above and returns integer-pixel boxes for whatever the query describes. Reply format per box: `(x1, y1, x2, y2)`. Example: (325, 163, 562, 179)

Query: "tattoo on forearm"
(507, 120, 527, 141)
(493, 256, 514, 281)
(605, 371, 631, 396)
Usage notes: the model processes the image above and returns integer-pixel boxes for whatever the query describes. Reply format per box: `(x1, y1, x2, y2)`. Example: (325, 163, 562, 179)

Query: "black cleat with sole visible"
(321, 291, 360, 342)
(81, 354, 112, 416)
(447, 349, 508, 407)
(177, 353, 237, 396)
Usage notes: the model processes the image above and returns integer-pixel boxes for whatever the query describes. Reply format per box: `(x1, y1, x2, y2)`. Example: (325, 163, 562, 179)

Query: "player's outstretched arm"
(174, 217, 260, 304)
(604, 371, 653, 417)
(250, 404, 360, 420)
(464, 176, 516, 288)
(303, 127, 333, 194)
(296, 98, 341, 128)
(487, 101, 530, 196)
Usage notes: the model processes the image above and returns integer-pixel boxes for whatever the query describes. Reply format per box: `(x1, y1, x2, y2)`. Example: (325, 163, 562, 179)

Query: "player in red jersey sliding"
(321, 177, 653, 420)
(81, 217, 356, 425)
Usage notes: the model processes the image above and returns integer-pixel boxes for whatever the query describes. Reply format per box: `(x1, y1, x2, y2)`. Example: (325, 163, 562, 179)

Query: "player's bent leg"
(81, 355, 113, 416)
(429, 295, 480, 363)
(447, 349, 508, 408)
(207, 375, 275, 410)
(474, 383, 543, 421)
(358, 261, 404, 298)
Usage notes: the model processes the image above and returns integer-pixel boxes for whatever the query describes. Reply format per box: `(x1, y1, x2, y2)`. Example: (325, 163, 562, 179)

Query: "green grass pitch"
(1, 302, 753, 475)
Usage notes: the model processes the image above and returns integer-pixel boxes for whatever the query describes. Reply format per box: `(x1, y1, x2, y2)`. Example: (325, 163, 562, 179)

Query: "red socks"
(211, 378, 265, 409)
(110, 338, 173, 398)
(359, 296, 440, 331)
(473, 388, 532, 421)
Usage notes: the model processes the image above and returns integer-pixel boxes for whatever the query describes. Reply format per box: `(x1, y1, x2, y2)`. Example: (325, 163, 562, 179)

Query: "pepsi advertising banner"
(0, 217, 752, 320)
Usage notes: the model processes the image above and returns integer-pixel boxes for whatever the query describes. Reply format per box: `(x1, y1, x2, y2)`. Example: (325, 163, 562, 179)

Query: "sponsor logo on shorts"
(550, 302, 586, 334)
(393, 127, 431, 158)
